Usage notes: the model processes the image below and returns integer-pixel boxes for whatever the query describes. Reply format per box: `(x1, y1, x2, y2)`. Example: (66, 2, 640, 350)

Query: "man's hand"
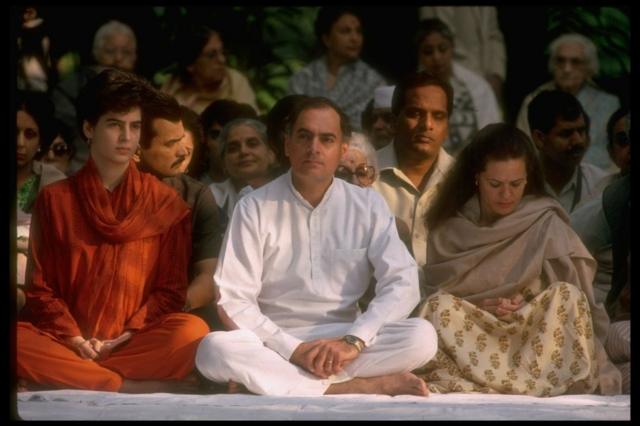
(479, 294, 525, 317)
(290, 338, 360, 379)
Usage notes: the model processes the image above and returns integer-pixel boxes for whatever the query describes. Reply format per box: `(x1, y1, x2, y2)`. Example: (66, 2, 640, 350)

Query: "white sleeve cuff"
(264, 330, 304, 361)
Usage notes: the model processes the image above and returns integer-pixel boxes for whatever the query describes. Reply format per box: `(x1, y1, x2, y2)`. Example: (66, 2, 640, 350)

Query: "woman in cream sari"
(416, 123, 620, 396)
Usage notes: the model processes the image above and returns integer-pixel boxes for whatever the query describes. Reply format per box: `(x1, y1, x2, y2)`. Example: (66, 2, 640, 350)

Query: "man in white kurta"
(196, 97, 436, 397)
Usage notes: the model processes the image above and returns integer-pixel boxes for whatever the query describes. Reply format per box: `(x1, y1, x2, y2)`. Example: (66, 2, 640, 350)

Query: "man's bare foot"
(325, 372, 429, 396)
(17, 379, 29, 392)
(227, 380, 252, 394)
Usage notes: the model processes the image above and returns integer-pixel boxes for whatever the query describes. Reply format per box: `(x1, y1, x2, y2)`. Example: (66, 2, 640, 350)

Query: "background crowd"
(12, 5, 630, 397)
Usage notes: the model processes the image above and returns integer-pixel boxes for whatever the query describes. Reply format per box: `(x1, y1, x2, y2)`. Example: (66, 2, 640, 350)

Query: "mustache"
(567, 146, 586, 156)
(171, 157, 186, 168)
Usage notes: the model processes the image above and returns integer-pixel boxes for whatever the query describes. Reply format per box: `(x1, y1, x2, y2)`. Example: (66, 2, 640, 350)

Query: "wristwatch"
(342, 335, 365, 352)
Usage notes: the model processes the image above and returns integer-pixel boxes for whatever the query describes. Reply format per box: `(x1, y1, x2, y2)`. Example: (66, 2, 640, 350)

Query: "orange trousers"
(17, 313, 209, 392)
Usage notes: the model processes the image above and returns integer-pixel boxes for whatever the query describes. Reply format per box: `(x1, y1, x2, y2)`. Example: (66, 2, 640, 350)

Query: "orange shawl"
(23, 158, 192, 341)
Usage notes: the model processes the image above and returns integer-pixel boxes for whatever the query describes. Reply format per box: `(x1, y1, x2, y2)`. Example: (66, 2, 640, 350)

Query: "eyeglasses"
(50, 143, 70, 157)
(614, 131, 630, 147)
(335, 164, 375, 185)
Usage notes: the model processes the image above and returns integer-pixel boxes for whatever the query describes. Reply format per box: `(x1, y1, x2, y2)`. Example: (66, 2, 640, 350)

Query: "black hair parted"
(426, 123, 548, 230)
(75, 68, 154, 139)
(391, 71, 454, 117)
(286, 96, 352, 141)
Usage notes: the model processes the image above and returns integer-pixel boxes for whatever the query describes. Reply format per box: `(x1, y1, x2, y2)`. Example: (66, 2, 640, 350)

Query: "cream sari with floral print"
(415, 196, 621, 396)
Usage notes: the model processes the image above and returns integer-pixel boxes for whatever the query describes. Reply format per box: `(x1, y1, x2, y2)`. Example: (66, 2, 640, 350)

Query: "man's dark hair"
(606, 107, 629, 149)
(76, 68, 152, 139)
(139, 90, 183, 149)
(180, 105, 207, 178)
(527, 89, 588, 135)
(286, 96, 352, 140)
(391, 71, 454, 117)
(200, 99, 257, 132)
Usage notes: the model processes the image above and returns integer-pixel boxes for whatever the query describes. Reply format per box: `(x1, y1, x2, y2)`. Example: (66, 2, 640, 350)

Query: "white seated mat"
(16, 390, 630, 420)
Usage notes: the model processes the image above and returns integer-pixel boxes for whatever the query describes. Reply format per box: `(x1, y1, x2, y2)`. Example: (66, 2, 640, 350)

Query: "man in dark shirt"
(137, 89, 225, 330)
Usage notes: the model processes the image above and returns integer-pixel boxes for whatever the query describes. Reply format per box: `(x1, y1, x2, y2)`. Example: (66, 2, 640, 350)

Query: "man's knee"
(195, 330, 259, 379)
(402, 318, 438, 368)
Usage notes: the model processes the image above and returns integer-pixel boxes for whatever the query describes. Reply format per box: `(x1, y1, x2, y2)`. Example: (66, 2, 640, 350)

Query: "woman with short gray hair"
(208, 118, 277, 220)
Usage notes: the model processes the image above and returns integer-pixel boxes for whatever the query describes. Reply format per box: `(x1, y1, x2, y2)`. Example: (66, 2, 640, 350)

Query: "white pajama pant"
(195, 318, 437, 396)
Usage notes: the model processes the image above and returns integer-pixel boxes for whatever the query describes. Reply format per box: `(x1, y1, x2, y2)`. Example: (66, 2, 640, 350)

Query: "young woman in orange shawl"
(415, 123, 621, 396)
(17, 69, 209, 393)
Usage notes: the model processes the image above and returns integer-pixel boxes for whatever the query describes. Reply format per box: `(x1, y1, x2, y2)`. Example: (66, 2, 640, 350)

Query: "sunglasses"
(614, 132, 630, 147)
(335, 164, 376, 184)
(50, 143, 70, 157)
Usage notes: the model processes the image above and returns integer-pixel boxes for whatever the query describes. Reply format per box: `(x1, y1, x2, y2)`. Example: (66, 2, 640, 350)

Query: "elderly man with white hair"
(516, 33, 621, 172)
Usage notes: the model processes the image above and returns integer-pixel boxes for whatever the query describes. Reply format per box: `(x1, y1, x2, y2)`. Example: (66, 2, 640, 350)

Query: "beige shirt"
(372, 143, 454, 285)
(161, 67, 258, 114)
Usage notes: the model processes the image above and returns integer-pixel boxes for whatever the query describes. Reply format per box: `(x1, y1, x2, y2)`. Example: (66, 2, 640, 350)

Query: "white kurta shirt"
(215, 171, 420, 361)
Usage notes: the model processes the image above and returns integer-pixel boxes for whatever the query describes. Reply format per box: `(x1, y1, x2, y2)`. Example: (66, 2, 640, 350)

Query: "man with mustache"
(528, 89, 609, 213)
(137, 90, 225, 330)
(196, 96, 436, 396)
(372, 72, 454, 290)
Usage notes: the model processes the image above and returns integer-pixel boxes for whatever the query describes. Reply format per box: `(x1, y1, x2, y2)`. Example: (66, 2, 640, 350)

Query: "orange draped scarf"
(22, 158, 192, 341)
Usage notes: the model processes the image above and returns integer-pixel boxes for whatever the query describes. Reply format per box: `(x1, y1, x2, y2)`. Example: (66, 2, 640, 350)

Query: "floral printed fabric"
(416, 282, 599, 396)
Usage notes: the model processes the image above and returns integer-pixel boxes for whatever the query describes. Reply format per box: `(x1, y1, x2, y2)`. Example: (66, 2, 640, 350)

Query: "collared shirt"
(216, 171, 420, 360)
(163, 174, 224, 263)
(209, 179, 254, 222)
(516, 81, 621, 172)
(372, 143, 454, 284)
(544, 162, 609, 213)
(570, 192, 613, 304)
(287, 57, 386, 131)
